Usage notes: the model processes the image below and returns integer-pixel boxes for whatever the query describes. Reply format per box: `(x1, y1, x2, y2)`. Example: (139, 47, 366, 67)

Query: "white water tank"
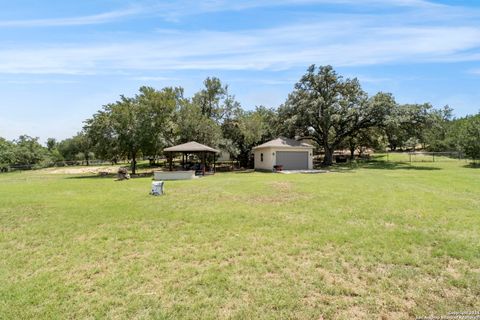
(151, 181, 164, 196)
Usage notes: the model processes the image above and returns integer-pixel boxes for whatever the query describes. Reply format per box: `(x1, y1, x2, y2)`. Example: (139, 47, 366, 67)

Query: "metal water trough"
(151, 181, 164, 196)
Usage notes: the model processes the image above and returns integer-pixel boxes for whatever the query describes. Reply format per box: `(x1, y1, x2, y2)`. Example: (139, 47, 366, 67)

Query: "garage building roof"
(253, 137, 314, 150)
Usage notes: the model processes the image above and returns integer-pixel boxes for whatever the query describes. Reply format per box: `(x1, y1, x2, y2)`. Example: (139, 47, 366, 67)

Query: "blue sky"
(1, 0, 480, 142)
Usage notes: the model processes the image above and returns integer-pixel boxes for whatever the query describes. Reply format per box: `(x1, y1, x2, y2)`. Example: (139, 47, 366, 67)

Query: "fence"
(381, 151, 465, 163)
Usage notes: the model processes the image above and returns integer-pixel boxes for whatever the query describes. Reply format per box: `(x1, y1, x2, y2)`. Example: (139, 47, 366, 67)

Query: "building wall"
(254, 147, 314, 171)
(153, 170, 197, 180)
(254, 147, 275, 171)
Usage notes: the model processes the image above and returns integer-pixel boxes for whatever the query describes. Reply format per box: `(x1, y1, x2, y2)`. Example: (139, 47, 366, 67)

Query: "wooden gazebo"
(164, 141, 220, 175)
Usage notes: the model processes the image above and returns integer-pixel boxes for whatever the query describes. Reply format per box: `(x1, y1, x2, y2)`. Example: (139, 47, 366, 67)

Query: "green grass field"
(1, 159, 479, 319)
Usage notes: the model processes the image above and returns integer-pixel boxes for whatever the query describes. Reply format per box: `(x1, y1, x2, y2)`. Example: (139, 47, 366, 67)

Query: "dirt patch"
(242, 181, 312, 205)
(268, 181, 293, 192)
(44, 166, 120, 175)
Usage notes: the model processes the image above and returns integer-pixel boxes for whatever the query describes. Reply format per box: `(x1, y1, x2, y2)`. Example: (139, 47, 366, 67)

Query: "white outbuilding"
(253, 137, 314, 171)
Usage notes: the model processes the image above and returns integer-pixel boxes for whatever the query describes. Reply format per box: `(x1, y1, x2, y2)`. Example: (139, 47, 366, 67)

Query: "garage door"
(276, 151, 308, 170)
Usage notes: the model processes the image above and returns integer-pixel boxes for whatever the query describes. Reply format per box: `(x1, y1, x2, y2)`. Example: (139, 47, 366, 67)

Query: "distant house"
(253, 137, 314, 171)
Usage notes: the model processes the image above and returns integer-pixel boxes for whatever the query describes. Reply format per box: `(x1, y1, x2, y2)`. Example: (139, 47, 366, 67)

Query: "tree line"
(1, 65, 479, 172)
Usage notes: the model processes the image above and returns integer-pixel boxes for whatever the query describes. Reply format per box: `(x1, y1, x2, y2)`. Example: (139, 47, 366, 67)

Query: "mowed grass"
(0, 160, 479, 319)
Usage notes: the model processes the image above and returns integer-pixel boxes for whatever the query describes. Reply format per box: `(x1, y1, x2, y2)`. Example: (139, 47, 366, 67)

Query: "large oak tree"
(84, 86, 180, 174)
(279, 65, 388, 165)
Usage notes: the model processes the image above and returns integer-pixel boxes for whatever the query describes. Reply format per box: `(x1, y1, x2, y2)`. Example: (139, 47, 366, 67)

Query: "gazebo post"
(169, 152, 173, 171)
(202, 152, 206, 176)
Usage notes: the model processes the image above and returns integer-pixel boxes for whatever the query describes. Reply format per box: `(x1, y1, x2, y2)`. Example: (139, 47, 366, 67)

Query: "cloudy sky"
(0, 0, 479, 142)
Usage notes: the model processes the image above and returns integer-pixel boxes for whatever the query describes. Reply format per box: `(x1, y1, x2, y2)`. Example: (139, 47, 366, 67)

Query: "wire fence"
(1, 151, 474, 173)
(379, 151, 466, 163)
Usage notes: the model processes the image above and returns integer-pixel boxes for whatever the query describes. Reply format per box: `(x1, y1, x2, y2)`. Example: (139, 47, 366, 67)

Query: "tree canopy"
(1, 66, 479, 172)
(279, 65, 389, 165)
(84, 86, 181, 174)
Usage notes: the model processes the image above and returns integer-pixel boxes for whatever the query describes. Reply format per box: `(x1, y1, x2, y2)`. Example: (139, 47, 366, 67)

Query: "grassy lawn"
(1, 159, 479, 319)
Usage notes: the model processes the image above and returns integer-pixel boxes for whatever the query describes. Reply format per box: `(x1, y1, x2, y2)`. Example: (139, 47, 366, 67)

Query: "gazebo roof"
(164, 141, 220, 153)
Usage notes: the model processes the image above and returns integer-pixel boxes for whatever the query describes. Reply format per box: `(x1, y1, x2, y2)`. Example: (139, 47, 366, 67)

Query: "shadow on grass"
(136, 162, 166, 170)
(326, 160, 442, 172)
(65, 174, 113, 180)
(463, 163, 480, 169)
(66, 172, 153, 180)
(234, 169, 257, 174)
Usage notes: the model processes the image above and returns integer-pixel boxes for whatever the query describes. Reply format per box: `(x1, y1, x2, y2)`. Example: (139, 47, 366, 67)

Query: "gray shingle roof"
(253, 137, 314, 150)
(164, 141, 220, 153)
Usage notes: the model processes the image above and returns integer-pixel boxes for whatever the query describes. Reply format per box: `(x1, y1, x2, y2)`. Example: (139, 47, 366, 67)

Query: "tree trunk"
(323, 146, 334, 166)
(131, 151, 137, 175)
(238, 150, 250, 168)
(239, 155, 248, 168)
(349, 146, 355, 160)
(85, 152, 90, 166)
(168, 153, 173, 171)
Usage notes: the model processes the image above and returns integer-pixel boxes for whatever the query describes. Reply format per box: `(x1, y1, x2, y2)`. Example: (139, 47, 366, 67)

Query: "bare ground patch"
(245, 181, 311, 205)
(44, 166, 120, 175)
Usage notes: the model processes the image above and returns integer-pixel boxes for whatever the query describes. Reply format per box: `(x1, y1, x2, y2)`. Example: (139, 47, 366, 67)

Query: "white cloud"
(154, 0, 442, 17)
(0, 6, 143, 27)
(1, 79, 77, 84)
(0, 1, 478, 74)
(469, 68, 480, 75)
(0, 0, 443, 28)
(129, 76, 178, 81)
(0, 18, 479, 75)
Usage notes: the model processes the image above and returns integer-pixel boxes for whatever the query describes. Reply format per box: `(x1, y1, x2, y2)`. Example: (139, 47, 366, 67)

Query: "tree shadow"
(65, 174, 115, 180)
(136, 162, 165, 169)
(463, 163, 480, 169)
(234, 169, 256, 174)
(363, 161, 441, 170)
(66, 172, 153, 180)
